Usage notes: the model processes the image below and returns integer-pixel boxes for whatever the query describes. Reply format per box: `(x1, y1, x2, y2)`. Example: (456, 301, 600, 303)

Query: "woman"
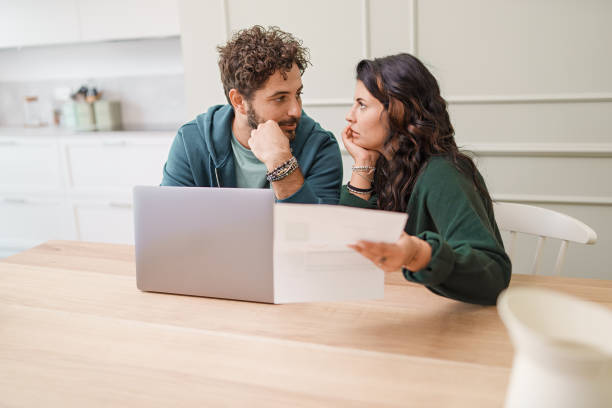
(342, 53, 511, 305)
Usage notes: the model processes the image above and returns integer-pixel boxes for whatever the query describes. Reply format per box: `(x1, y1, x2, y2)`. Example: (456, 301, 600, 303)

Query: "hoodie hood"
(195, 104, 234, 169)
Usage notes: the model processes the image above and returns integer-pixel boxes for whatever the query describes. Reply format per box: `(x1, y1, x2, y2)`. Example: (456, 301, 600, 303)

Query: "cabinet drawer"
(78, 0, 180, 42)
(64, 140, 171, 190)
(0, 196, 72, 241)
(0, 139, 62, 191)
(74, 201, 135, 244)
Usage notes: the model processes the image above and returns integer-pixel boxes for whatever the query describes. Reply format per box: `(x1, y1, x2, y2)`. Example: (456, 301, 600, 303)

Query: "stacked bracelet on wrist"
(352, 165, 376, 172)
(266, 156, 299, 182)
(347, 181, 374, 196)
(352, 165, 376, 183)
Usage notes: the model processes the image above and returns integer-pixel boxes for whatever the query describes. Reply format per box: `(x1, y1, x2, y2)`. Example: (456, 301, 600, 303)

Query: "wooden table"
(1, 241, 611, 407)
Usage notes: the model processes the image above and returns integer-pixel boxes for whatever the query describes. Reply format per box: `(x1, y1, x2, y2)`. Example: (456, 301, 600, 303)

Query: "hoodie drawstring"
(214, 168, 221, 187)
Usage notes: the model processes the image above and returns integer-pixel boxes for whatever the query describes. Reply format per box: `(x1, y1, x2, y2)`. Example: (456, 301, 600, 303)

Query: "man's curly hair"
(217, 25, 311, 103)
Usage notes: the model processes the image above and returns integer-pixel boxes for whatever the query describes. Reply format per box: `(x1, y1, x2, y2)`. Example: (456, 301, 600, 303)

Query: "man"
(161, 25, 343, 204)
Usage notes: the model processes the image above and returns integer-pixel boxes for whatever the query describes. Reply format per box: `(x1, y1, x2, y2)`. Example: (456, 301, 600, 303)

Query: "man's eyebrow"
(268, 91, 289, 98)
(268, 86, 303, 99)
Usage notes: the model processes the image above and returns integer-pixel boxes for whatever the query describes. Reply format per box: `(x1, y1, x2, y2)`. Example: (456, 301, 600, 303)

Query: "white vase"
(497, 287, 612, 408)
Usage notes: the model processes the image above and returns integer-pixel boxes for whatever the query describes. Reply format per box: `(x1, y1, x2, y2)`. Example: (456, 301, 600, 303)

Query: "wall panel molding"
(411, 0, 418, 55)
(341, 143, 612, 158)
(447, 93, 612, 104)
(303, 93, 612, 107)
(222, 0, 231, 41)
(302, 99, 352, 107)
(361, 0, 370, 59)
(491, 194, 612, 206)
(462, 143, 612, 158)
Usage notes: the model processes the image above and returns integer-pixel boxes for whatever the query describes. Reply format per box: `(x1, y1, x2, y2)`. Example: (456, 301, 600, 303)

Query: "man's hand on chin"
(248, 120, 293, 171)
(248, 120, 304, 200)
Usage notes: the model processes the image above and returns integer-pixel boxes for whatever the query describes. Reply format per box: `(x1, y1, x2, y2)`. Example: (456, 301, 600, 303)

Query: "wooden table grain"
(1, 240, 611, 407)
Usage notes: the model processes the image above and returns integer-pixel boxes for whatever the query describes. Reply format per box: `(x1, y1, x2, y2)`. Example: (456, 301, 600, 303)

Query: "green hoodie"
(340, 156, 511, 305)
(161, 104, 343, 204)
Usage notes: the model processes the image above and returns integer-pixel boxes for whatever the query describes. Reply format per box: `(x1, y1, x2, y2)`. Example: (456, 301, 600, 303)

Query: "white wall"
(178, 0, 612, 279)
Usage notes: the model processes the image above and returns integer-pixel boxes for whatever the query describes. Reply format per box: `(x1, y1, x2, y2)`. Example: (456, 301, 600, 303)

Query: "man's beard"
(247, 106, 298, 141)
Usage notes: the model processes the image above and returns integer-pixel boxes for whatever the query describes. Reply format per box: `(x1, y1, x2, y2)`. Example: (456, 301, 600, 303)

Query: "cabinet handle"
(108, 202, 132, 209)
(3, 198, 60, 205)
(4, 197, 27, 204)
(102, 141, 128, 147)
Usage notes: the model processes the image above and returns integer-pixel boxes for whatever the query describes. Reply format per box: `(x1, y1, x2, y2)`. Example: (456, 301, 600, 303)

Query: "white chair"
(493, 202, 597, 276)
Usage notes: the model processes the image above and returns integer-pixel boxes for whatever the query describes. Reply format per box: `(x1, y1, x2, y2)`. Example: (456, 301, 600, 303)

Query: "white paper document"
(273, 204, 408, 303)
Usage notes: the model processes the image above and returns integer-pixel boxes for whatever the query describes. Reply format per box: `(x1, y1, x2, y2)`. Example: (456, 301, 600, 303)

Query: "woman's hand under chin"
(342, 125, 380, 166)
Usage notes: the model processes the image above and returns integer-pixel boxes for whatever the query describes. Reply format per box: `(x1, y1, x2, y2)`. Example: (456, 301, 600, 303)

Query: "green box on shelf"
(75, 102, 96, 131)
(61, 102, 77, 129)
(94, 100, 122, 131)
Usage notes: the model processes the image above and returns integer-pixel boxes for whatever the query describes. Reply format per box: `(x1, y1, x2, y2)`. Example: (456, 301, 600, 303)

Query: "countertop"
(0, 126, 177, 138)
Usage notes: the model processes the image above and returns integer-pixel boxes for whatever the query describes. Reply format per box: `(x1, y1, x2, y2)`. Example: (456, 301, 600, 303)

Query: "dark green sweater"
(340, 156, 511, 305)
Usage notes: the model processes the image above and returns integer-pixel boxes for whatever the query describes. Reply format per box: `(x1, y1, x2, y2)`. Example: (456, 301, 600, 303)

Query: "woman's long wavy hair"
(356, 53, 492, 212)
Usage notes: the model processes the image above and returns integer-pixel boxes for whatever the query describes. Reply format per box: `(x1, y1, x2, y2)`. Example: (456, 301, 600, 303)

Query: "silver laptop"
(133, 186, 276, 303)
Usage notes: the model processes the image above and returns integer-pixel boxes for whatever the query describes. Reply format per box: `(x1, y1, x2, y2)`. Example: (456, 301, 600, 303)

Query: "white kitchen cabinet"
(0, 130, 173, 256)
(62, 134, 172, 245)
(0, 195, 75, 248)
(62, 136, 170, 193)
(0, 137, 63, 193)
(0, 0, 80, 48)
(72, 199, 135, 244)
(78, 0, 180, 42)
(0, 0, 179, 49)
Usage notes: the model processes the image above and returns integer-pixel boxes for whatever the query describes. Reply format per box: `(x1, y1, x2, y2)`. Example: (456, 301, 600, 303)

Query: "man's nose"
(288, 97, 301, 117)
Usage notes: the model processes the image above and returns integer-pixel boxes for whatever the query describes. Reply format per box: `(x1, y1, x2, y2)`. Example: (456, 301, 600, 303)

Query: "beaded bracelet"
(266, 156, 299, 182)
(352, 165, 376, 172)
(267, 157, 298, 182)
(347, 181, 374, 195)
(347, 185, 372, 196)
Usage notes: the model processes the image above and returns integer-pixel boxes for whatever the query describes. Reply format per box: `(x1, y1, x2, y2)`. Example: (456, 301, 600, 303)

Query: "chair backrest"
(492, 202, 597, 276)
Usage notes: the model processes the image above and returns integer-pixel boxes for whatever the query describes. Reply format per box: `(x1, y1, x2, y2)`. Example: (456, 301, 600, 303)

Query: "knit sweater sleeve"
(338, 185, 378, 209)
(402, 162, 512, 305)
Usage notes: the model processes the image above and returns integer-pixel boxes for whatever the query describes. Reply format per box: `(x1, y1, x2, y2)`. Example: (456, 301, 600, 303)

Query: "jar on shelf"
(23, 96, 42, 127)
